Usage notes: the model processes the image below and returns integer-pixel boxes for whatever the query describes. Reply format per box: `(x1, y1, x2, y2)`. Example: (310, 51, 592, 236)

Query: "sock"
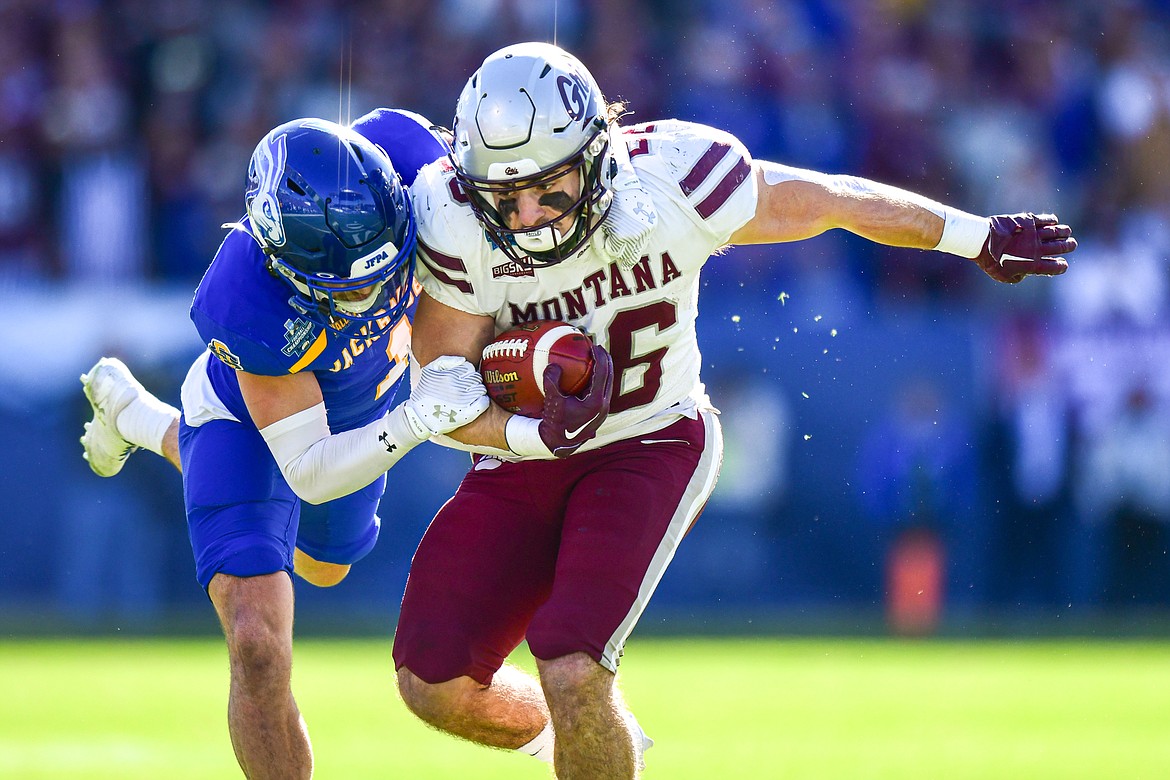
(117, 394, 180, 456)
(516, 720, 555, 764)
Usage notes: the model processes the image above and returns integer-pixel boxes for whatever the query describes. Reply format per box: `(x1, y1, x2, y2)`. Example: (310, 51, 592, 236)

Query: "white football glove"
(601, 126, 658, 270)
(400, 355, 490, 440)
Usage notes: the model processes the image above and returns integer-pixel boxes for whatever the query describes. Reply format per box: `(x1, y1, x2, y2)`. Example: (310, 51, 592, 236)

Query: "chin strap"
(600, 126, 658, 270)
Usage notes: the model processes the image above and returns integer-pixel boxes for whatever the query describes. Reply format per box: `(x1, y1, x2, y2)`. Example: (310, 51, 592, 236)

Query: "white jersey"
(412, 119, 759, 456)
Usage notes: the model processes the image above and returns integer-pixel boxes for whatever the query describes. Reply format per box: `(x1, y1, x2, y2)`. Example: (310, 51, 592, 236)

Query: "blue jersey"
(189, 108, 449, 433)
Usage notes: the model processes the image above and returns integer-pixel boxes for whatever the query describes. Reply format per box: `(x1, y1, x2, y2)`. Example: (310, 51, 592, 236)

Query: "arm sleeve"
(427, 430, 516, 458)
(259, 402, 426, 504)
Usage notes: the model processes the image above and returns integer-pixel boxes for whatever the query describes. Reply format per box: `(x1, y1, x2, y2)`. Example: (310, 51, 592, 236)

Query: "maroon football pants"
(393, 411, 723, 684)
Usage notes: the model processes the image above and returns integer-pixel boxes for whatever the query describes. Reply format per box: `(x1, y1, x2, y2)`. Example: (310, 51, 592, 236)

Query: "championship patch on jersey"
(208, 339, 244, 370)
(281, 317, 317, 358)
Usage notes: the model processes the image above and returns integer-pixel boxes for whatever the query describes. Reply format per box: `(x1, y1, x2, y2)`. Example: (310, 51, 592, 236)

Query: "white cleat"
(80, 357, 142, 477)
(636, 728, 654, 771)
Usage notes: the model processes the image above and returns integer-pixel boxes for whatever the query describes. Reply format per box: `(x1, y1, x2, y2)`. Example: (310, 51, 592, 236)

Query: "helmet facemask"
(266, 219, 417, 332)
(455, 122, 611, 267)
(451, 42, 616, 269)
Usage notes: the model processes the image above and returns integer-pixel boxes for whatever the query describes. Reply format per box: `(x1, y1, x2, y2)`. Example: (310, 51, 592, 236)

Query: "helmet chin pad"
(331, 280, 386, 315)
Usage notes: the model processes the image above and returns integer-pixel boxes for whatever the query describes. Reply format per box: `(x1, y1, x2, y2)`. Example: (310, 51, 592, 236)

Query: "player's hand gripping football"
(401, 355, 491, 440)
(973, 212, 1076, 284)
(537, 344, 614, 458)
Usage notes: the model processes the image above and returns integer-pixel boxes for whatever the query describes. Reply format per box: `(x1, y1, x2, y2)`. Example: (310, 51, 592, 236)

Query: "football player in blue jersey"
(80, 109, 489, 779)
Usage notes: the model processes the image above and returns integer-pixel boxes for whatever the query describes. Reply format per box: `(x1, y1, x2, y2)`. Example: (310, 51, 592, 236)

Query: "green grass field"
(1, 636, 1168, 778)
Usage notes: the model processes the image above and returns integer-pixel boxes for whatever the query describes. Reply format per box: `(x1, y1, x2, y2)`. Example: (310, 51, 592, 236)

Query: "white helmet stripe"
(249, 133, 288, 247)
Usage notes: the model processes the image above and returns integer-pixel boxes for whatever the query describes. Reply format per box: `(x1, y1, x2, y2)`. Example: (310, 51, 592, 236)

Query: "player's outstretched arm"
(244, 361, 488, 505)
(730, 161, 1075, 282)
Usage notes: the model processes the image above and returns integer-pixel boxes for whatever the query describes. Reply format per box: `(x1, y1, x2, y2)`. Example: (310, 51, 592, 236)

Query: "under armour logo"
(433, 405, 458, 424)
(378, 431, 397, 454)
(633, 202, 655, 223)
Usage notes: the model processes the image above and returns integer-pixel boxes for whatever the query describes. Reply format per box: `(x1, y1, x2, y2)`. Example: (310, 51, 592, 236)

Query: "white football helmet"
(451, 42, 615, 266)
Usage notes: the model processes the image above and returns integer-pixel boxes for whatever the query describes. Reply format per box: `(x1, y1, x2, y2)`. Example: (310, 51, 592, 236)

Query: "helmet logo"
(557, 74, 587, 121)
(505, 166, 519, 176)
(363, 249, 389, 270)
(248, 133, 288, 248)
(350, 241, 400, 277)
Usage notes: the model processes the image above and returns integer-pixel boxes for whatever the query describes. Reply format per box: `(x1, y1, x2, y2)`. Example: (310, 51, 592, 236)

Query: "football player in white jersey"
(392, 42, 1076, 778)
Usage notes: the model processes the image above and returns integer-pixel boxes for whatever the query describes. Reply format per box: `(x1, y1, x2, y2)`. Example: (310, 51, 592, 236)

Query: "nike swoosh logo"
(565, 413, 602, 440)
(640, 438, 689, 445)
(473, 457, 503, 471)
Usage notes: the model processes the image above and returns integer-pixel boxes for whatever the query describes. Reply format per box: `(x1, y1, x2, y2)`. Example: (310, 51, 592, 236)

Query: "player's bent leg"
(536, 652, 638, 780)
(291, 478, 382, 588)
(393, 461, 567, 762)
(524, 415, 716, 777)
(208, 571, 312, 780)
(396, 664, 551, 752)
(160, 418, 181, 471)
(292, 547, 350, 587)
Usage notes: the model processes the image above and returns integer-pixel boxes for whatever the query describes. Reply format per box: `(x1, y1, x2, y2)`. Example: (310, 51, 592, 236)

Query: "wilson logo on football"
(482, 368, 520, 384)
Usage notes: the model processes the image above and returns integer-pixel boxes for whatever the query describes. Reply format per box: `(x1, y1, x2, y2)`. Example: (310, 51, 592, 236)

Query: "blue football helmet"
(244, 117, 417, 336)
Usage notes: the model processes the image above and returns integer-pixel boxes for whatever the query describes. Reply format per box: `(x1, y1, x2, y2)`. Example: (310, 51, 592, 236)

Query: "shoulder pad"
(624, 120, 754, 222)
(352, 108, 450, 187)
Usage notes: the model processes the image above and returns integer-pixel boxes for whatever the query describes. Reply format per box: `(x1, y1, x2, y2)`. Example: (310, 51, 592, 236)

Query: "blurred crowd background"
(3, 0, 1170, 636)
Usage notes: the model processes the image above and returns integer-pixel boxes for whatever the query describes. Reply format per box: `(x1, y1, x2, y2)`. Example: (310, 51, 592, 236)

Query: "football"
(480, 321, 595, 417)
